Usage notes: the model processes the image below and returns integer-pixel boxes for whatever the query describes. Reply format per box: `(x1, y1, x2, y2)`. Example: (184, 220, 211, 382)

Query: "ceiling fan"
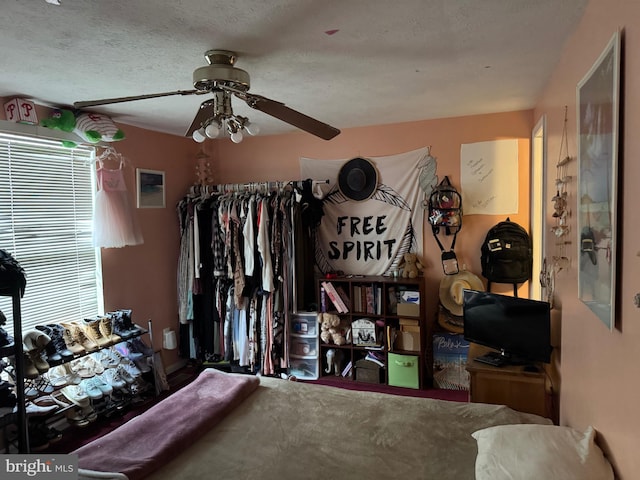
(74, 50, 341, 142)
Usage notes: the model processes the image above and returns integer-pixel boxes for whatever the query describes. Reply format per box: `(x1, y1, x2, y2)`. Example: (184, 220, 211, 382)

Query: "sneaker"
(100, 369, 126, 390)
(85, 376, 113, 397)
(61, 384, 90, 407)
(94, 349, 120, 369)
(115, 365, 135, 385)
(79, 378, 103, 400)
(120, 359, 142, 379)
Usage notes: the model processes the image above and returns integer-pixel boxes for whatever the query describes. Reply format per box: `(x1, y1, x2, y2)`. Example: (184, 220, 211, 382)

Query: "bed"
(74, 368, 614, 480)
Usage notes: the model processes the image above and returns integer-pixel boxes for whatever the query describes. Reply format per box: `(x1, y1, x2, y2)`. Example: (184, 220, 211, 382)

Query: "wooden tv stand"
(465, 344, 550, 419)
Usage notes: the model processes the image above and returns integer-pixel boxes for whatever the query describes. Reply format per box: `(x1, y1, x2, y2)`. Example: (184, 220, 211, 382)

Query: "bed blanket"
(73, 368, 259, 480)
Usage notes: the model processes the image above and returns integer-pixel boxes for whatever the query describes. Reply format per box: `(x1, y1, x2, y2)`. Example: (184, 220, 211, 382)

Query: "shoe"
(85, 376, 112, 396)
(114, 342, 143, 361)
(82, 317, 112, 348)
(94, 349, 120, 369)
(23, 330, 57, 370)
(59, 323, 87, 355)
(32, 394, 67, 408)
(0, 381, 17, 410)
(115, 365, 135, 385)
(66, 407, 90, 428)
(23, 329, 52, 351)
(23, 353, 40, 379)
(25, 401, 58, 416)
(69, 356, 103, 378)
(84, 354, 105, 375)
(61, 384, 90, 408)
(128, 338, 154, 357)
(98, 316, 121, 345)
(23, 378, 39, 398)
(107, 311, 136, 339)
(37, 324, 74, 362)
(0, 318, 15, 356)
(62, 322, 98, 353)
(100, 369, 126, 389)
(33, 375, 55, 395)
(26, 349, 50, 374)
(120, 359, 142, 379)
(118, 309, 143, 336)
(79, 378, 103, 400)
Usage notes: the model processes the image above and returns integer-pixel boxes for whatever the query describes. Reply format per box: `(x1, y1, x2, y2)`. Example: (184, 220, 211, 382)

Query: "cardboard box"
(432, 333, 470, 391)
(4, 98, 38, 124)
(395, 331, 420, 352)
(397, 303, 420, 317)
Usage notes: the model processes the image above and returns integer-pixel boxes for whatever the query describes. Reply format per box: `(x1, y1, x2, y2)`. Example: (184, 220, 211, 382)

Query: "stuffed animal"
(318, 313, 347, 346)
(41, 109, 125, 147)
(398, 252, 424, 279)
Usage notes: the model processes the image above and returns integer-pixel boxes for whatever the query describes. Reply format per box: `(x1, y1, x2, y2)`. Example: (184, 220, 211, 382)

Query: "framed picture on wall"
(576, 30, 621, 331)
(136, 168, 166, 208)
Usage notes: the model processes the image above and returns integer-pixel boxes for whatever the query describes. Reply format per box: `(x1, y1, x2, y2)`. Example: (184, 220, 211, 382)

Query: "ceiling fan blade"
(240, 93, 340, 140)
(74, 89, 199, 109)
(185, 99, 216, 137)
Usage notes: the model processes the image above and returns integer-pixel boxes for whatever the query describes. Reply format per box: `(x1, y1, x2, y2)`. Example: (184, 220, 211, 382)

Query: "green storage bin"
(388, 353, 420, 389)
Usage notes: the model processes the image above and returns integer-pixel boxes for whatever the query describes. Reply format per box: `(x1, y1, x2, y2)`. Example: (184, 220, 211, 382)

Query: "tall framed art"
(136, 168, 166, 208)
(576, 31, 621, 330)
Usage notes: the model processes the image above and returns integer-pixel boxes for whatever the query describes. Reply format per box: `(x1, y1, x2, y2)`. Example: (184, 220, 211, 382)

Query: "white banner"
(300, 147, 431, 276)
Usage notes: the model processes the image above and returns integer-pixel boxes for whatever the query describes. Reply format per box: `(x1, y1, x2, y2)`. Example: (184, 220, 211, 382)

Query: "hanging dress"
(93, 159, 144, 248)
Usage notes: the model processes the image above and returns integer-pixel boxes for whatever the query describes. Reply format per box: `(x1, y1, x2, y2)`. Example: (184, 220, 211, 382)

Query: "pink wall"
(534, 0, 640, 477)
(211, 111, 533, 322)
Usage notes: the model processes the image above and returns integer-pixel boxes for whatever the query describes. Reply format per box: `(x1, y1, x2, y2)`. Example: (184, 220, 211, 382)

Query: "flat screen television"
(463, 289, 552, 366)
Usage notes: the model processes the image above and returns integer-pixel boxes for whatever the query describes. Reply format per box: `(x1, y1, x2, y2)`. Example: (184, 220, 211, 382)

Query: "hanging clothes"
(92, 155, 144, 248)
(175, 183, 318, 374)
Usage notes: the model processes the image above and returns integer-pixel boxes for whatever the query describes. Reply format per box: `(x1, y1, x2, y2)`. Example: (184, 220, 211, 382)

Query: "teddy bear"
(318, 312, 347, 345)
(398, 252, 423, 279)
(41, 109, 125, 147)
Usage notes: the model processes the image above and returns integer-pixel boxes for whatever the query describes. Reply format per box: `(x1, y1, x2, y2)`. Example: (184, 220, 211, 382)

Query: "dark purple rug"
(305, 376, 469, 402)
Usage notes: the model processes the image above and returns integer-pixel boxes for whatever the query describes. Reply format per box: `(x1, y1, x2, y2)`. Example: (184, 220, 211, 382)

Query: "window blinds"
(0, 133, 103, 335)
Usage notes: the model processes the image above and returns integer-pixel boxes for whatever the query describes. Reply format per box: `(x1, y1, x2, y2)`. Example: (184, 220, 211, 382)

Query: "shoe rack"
(2, 309, 153, 453)
(0, 281, 29, 453)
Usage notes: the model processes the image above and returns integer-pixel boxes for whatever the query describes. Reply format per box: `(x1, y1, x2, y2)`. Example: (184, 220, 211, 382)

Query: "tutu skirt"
(93, 167, 144, 248)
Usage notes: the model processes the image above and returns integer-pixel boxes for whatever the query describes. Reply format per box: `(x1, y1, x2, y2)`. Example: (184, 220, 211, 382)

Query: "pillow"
(472, 424, 614, 480)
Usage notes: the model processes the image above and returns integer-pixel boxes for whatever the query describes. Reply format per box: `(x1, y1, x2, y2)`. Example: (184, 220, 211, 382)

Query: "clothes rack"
(187, 179, 329, 199)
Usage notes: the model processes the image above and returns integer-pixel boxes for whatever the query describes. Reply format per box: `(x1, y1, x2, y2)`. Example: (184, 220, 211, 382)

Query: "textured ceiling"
(0, 0, 588, 139)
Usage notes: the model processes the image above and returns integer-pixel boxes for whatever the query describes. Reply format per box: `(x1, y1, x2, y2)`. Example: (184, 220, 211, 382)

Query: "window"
(0, 133, 103, 335)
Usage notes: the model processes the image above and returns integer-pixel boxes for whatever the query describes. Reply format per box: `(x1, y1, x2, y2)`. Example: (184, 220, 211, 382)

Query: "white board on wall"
(460, 139, 518, 215)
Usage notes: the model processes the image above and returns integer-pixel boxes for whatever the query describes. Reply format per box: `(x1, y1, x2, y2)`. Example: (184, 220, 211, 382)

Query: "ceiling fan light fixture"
(205, 121, 222, 139)
(238, 116, 260, 136)
(230, 129, 244, 143)
(192, 128, 206, 143)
